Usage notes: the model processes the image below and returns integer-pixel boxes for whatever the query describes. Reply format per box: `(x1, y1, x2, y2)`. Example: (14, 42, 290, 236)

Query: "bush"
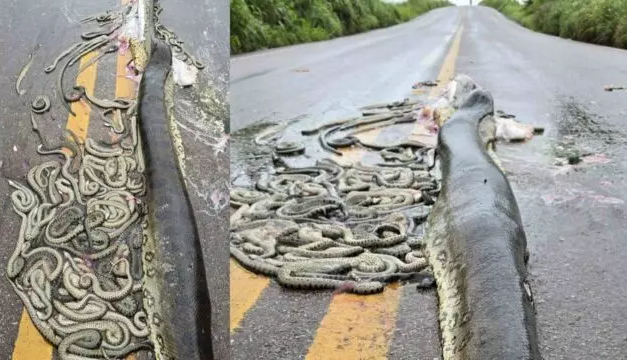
(231, 0, 452, 54)
(480, 0, 627, 50)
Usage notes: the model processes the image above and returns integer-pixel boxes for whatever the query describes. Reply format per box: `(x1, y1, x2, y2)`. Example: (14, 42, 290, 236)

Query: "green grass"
(231, 0, 452, 54)
(479, 0, 627, 49)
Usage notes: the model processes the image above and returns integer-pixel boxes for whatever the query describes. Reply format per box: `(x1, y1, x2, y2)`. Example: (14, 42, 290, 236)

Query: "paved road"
(230, 5, 627, 360)
(0, 1, 229, 359)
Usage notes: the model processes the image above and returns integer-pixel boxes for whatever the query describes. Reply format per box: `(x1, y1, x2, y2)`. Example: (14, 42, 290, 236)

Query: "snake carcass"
(138, 37, 215, 360)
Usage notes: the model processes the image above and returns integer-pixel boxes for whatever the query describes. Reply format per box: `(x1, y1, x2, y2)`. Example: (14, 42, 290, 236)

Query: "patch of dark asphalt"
(387, 286, 441, 360)
(230, 115, 333, 187)
(231, 284, 333, 360)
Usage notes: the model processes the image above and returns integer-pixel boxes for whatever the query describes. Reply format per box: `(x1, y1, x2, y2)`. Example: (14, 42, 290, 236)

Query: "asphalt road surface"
(0, 1, 229, 359)
(230, 5, 627, 360)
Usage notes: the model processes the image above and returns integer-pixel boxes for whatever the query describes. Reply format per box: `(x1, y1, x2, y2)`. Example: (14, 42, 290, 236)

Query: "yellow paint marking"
(303, 120, 402, 359)
(410, 25, 464, 143)
(12, 51, 99, 360)
(306, 24, 464, 360)
(230, 259, 270, 332)
(305, 284, 401, 360)
(11, 311, 53, 360)
(430, 26, 464, 98)
(66, 51, 98, 141)
(228, 96, 387, 334)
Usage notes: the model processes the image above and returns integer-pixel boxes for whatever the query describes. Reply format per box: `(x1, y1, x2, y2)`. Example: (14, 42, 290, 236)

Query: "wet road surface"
(230, 5, 627, 360)
(0, 1, 229, 359)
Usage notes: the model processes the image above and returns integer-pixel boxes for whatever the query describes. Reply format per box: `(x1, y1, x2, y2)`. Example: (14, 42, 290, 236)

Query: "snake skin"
(138, 37, 214, 360)
(424, 89, 540, 359)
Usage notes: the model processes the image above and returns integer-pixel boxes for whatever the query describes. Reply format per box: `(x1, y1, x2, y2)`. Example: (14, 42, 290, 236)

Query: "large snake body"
(424, 89, 540, 359)
(138, 38, 214, 360)
(231, 75, 542, 358)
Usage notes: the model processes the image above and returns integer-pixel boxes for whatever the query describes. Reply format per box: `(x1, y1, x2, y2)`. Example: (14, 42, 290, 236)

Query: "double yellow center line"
(230, 23, 464, 360)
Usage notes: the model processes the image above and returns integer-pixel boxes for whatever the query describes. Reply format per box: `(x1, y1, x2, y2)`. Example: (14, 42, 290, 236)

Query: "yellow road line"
(303, 119, 400, 358)
(430, 25, 464, 98)
(12, 52, 99, 360)
(228, 89, 387, 333)
(228, 111, 387, 332)
(305, 284, 401, 360)
(305, 24, 464, 360)
(66, 51, 98, 140)
(411, 25, 463, 141)
(230, 260, 270, 332)
(11, 0, 143, 357)
(228, 101, 388, 333)
(11, 312, 53, 360)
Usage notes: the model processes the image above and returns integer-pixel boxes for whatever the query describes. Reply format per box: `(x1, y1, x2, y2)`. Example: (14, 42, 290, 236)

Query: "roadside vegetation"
(480, 0, 627, 49)
(231, 0, 452, 54)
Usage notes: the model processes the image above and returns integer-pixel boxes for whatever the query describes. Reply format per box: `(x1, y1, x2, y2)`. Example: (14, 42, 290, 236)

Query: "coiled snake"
(230, 97, 440, 294)
(7, 1, 212, 359)
(231, 75, 540, 359)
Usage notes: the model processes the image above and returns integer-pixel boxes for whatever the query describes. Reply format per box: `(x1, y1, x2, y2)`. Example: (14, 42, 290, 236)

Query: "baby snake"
(231, 100, 440, 294)
(16, 44, 41, 96)
(7, 1, 210, 359)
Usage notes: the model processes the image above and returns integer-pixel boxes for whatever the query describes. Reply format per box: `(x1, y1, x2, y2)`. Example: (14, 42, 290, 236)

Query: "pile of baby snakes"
(7, 135, 150, 358)
(231, 141, 440, 294)
(9, 40, 149, 356)
(6, 3, 203, 359)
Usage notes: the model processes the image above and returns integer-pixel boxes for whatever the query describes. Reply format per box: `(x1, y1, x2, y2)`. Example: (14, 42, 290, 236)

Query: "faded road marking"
(66, 51, 98, 141)
(11, 312, 53, 360)
(306, 22, 464, 360)
(305, 284, 401, 360)
(410, 24, 463, 143)
(230, 260, 271, 332)
(430, 25, 463, 98)
(302, 101, 404, 358)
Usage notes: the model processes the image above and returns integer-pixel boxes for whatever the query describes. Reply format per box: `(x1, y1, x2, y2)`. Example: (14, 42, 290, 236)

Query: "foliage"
(231, 0, 452, 54)
(479, 0, 627, 49)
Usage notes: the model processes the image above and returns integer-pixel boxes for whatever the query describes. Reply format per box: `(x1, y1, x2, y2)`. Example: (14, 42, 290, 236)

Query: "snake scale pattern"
(424, 89, 540, 359)
(231, 99, 442, 294)
(139, 37, 214, 360)
(233, 75, 540, 359)
(7, 1, 211, 359)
